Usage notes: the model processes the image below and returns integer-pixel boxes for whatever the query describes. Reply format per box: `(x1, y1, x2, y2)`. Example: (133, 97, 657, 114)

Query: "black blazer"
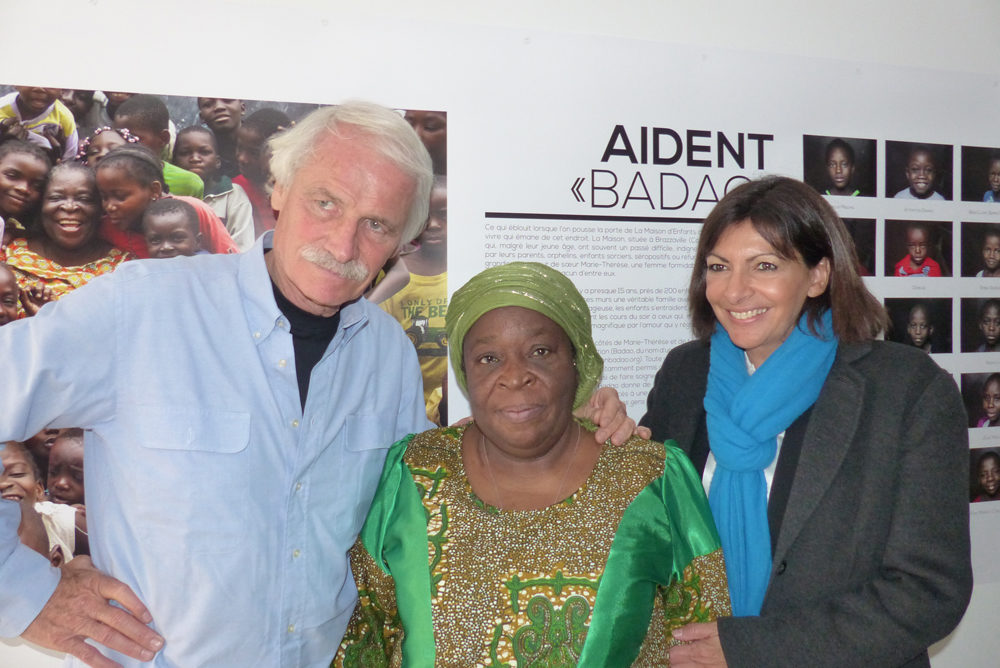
(641, 339, 972, 668)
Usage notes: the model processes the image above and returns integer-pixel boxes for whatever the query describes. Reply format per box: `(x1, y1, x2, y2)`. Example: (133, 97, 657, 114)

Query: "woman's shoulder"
(403, 425, 464, 471)
(834, 340, 959, 404)
(839, 339, 949, 378)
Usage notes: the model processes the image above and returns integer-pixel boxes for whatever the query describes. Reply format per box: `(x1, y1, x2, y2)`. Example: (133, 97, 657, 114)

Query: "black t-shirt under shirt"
(271, 282, 340, 410)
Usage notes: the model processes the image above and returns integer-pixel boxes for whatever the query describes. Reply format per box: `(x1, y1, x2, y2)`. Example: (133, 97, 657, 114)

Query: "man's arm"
(576, 386, 651, 445)
(0, 275, 163, 665)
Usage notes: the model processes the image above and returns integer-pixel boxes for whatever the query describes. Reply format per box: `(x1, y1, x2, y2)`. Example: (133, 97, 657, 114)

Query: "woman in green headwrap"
(334, 262, 730, 667)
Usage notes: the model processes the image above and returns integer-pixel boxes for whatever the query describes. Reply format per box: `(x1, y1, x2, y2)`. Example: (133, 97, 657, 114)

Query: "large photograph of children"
(0, 85, 448, 570)
(802, 135, 876, 198)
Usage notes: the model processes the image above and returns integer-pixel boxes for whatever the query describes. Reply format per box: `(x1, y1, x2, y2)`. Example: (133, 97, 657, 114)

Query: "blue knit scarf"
(704, 311, 838, 616)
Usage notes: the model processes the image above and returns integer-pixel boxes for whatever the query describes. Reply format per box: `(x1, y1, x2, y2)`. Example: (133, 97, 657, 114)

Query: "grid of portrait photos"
(0, 84, 447, 569)
(804, 135, 1000, 507)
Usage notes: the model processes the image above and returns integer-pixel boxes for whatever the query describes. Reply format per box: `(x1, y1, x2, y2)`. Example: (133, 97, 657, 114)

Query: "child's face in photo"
(113, 116, 167, 155)
(906, 227, 929, 265)
(826, 146, 854, 190)
(14, 87, 60, 116)
(980, 455, 1000, 496)
(983, 234, 1000, 272)
(981, 304, 1000, 347)
(24, 428, 63, 467)
(173, 132, 221, 181)
(0, 267, 18, 326)
(197, 98, 244, 133)
(235, 127, 269, 185)
(419, 183, 447, 248)
(989, 160, 1000, 195)
(907, 308, 931, 348)
(47, 434, 84, 505)
(905, 150, 937, 197)
(143, 212, 202, 259)
(96, 165, 161, 231)
(85, 130, 128, 168)
(60, 89, 93, 119)
(0, 152, 48, 217)
(0, 443, 45, 504)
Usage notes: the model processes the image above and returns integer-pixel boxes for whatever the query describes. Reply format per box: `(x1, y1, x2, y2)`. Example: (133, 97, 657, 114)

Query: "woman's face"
(464, 306, 577, 458)
(704, 220, 830, 367)
(41, 169, 101, 251)
(979, 455, 1000, 497)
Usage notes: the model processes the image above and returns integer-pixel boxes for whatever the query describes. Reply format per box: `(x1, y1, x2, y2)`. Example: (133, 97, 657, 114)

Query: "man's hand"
(576, 386, 652, 445)
(21, 556, 163, 668)
(669, 621, 728, 668)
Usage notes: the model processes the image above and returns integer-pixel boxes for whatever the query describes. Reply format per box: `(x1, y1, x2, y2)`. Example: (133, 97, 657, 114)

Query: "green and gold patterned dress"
(334, 423, 729, 667)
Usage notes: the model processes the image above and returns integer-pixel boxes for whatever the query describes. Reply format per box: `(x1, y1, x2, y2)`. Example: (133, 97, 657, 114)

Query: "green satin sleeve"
(358, 434, 436, 667)
(578, 440, 724, 667)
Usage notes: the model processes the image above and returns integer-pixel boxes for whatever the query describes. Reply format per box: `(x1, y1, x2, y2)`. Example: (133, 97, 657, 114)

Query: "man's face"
(267, 128, 416, 316)
(197, 98, 244, 133)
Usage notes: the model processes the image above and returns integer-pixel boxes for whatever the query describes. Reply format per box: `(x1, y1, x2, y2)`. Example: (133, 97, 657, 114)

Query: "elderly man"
(0, 102, 631, 667)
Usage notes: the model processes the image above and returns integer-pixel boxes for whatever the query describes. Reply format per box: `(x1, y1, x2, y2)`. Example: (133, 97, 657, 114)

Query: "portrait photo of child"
(886, 140, 953, 201)
(885, 219, 951, 277)
(960, 222, 1000, 277)
(969, 448, 1000, 503)
(884, 298, 951, 354)
(959, 145, 1000, 203)
(960, 298, 1000, 352)
(961, 373, 1000, 428)
(802, 135, 877, 198)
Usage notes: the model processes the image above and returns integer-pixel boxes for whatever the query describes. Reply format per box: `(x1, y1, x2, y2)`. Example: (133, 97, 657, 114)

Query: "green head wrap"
(446, 262, 603, 410)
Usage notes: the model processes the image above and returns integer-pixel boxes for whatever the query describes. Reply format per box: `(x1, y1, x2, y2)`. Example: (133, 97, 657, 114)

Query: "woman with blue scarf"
(642, 176, 972, 668)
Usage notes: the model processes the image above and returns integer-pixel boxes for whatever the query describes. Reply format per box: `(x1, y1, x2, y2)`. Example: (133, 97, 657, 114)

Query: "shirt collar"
(239, 231, 369, 343)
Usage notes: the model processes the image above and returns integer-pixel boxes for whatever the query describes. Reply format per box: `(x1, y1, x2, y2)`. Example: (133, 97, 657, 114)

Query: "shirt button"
(291, 419, 299, 428)
(295, 482, 302, 492)
(776, 560, 787, 575)
(287, 624, 295, 633)
(277, 320, 287, 329)
(278, 359, 287, 368)
(253, 331, 261, 339)
(292, 549, 301, 559)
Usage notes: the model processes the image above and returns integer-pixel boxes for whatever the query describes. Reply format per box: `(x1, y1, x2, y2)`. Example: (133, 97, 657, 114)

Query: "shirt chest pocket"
(122, 406, 251, 554)
(338, 414, 395, 536)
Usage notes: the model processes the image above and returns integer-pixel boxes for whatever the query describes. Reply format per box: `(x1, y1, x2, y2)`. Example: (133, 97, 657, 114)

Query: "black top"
(271, 282, 340, 410)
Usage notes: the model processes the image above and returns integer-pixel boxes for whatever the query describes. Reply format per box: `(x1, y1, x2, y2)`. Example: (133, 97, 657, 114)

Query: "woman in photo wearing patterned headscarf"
(334, 261, 730, 667)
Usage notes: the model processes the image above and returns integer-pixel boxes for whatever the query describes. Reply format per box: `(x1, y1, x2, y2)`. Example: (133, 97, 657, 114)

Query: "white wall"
(1, 2, 996, 666)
